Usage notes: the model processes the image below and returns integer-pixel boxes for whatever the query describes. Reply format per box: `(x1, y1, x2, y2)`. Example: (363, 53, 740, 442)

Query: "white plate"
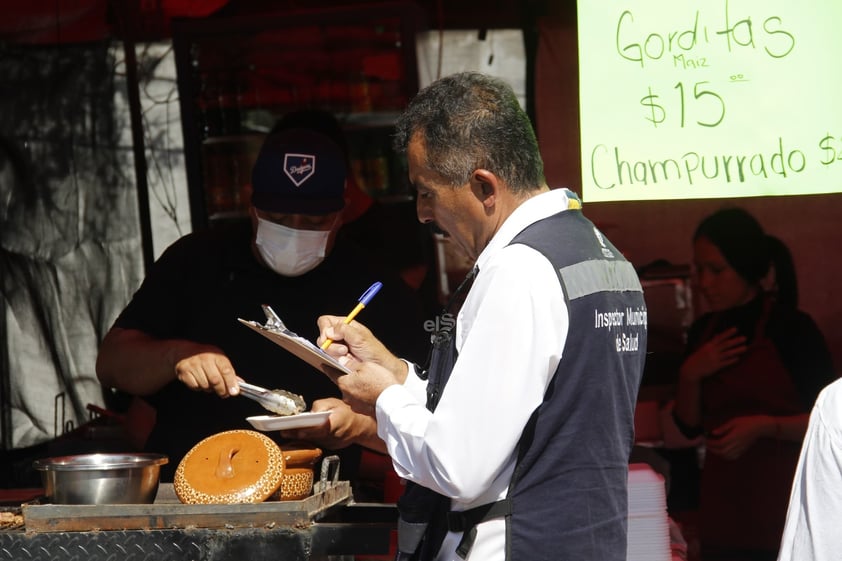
(246, 411, 332, 431)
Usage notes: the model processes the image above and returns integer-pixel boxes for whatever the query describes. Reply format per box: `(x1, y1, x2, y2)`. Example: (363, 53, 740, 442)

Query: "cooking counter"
(0, 482, 398, 560)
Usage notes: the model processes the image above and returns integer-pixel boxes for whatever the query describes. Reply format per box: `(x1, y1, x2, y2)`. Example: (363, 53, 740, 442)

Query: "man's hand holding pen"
(317, 315, 408, 412)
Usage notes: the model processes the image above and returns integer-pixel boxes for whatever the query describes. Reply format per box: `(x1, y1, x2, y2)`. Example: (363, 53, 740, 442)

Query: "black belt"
(447, 498, 513, 559)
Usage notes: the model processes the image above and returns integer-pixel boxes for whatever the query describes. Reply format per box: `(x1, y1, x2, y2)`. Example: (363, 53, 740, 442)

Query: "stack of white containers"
(627, 463, 671, 561)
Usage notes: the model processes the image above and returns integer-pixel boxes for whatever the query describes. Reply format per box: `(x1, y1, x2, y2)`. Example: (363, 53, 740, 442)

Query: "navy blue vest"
(398, 209, 647, 561)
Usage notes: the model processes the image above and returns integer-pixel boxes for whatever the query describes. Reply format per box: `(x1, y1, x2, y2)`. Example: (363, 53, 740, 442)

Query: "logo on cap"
(283, 153, 316, 186)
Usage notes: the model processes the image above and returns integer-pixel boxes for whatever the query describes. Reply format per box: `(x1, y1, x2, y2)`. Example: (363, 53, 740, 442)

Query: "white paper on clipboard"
(237, 318, 352, 384)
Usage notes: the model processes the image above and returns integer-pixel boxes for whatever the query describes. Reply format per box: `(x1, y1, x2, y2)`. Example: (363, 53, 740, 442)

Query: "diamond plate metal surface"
(1, 530, 204, 560)
(0, 502, 394, 560)
(0, 526, 327, 561)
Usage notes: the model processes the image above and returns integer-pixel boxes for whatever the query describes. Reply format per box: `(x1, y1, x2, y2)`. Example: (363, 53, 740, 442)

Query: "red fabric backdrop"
(0, 0, 229, 44)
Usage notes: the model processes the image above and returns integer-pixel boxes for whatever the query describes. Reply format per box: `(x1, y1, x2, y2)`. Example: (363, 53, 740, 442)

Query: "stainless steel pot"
(33, 453, 168, 504)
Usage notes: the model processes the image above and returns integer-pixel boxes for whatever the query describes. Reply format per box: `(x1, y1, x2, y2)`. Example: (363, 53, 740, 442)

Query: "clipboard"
(238, 310, 352, 384)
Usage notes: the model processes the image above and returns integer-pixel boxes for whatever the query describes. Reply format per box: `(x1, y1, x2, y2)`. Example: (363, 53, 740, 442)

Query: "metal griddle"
(21, 480, 352, 532)
(0, 479, 398, 561)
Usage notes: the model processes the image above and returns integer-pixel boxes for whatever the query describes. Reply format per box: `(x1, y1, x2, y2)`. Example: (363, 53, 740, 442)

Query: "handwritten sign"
(577, 1, 842, 202)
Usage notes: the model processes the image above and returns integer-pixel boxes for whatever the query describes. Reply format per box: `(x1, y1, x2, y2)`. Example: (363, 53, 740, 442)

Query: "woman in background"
(672, 207, 836, 561)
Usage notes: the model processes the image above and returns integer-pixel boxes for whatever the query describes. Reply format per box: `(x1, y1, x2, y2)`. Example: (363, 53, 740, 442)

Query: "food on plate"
(238, 382, 306, 416)
(263, 388, 306, 416)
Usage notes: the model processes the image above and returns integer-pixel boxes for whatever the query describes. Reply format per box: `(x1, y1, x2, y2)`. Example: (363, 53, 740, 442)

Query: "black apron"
(395, 268, 476, 561)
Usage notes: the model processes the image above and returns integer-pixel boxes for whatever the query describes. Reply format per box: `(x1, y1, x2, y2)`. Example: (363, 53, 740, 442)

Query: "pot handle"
(313, 455, 340, 493)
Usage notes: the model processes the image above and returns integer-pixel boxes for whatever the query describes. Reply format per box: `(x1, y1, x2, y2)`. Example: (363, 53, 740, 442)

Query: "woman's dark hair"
(766, 234, 798, 309)
(694, 207, 798, 308)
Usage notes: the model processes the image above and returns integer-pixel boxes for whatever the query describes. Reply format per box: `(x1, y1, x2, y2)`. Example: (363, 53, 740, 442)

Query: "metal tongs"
(238, 381, 306, 416)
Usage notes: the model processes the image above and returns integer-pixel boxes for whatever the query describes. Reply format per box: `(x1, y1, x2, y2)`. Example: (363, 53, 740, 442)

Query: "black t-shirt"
(114, 221, 429, 480)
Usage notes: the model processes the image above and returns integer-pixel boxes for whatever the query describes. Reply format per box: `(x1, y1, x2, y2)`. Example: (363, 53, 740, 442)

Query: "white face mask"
(255, 217, 332, 277)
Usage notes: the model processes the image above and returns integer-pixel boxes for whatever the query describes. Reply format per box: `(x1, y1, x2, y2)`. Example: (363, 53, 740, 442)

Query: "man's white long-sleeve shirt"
(777, 377, 842, 561)
(375, 188, 574, 561)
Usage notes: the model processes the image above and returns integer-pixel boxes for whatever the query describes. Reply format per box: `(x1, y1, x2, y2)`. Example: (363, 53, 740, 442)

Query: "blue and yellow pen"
(320, 281, 382, 350)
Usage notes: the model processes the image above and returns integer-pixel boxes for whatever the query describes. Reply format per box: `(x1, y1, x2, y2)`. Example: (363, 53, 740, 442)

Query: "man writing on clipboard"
(313, 72, 648, 561)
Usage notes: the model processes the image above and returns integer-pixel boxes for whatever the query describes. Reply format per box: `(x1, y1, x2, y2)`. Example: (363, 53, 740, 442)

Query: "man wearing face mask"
(96, 128, 428, 482)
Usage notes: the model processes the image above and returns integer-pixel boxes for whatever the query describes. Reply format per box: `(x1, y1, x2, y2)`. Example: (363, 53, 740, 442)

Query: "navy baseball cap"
(250, 128, 347, 214)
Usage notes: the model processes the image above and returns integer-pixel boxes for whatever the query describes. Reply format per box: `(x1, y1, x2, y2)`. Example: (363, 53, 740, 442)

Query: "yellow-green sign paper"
(577, 1, 842, 202)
